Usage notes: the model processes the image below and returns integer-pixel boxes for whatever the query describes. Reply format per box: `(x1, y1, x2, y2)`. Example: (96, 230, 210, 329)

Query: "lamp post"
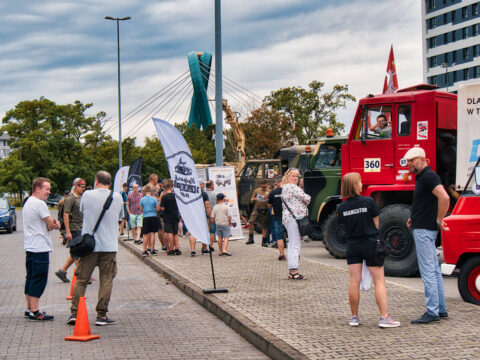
(105, 16, 131, 169)
(442, 62, 455, 92)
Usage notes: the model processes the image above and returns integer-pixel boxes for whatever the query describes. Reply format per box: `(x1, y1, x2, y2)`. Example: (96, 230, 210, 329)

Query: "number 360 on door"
(364, 158, 381, 173)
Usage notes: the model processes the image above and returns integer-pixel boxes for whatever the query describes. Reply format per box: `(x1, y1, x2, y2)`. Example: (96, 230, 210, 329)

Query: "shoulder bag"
(375, 237, 392, 260)
(67, 190, 114, 258)
(281, 196, 314, 237)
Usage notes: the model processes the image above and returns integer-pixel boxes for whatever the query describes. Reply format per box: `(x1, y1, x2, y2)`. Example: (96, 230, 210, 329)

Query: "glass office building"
(422, 0, 480, 92)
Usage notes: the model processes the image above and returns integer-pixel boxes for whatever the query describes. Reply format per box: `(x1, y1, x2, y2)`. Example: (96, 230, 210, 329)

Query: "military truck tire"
(323, 212, 347, 259)
(458, 257, 480, 305)
(308, 230, 323, 241)
(378, 204, 418, 277)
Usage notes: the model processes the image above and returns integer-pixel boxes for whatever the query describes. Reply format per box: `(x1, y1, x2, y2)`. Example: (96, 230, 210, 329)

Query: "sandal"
(288, 273, 305, 280)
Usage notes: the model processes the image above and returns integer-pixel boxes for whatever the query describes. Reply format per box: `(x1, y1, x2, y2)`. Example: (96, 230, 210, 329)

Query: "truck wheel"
(323, 213, 347, 259)
(308, 231, 323, 241)
(458, 257, 480, 305)
(378, 204, 418, 277)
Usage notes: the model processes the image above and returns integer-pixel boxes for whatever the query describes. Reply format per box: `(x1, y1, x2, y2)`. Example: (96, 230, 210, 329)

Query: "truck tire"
(378, 204, 418, 277)
(308, 231, 323, 241)
(323, 212, 347, 259)
(458, 257, 480, 305)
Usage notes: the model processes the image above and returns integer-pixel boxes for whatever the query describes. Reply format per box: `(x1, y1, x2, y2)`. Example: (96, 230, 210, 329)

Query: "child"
(139, 184, 160, 256)
(211, 193, 233, 256)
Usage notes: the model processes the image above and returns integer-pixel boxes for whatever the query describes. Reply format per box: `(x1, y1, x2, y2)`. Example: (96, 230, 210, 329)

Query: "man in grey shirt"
(68, 171, 123, 326)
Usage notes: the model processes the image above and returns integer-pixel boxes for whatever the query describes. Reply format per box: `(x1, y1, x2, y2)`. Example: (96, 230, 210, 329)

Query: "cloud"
(0, 0, 422, 146)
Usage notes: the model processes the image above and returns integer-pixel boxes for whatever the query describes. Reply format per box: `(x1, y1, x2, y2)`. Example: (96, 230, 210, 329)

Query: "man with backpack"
(55, 178, 85, 282)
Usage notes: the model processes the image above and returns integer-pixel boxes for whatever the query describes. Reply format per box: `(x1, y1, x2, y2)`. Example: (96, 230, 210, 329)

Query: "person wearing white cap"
(404, 147, 450, 324)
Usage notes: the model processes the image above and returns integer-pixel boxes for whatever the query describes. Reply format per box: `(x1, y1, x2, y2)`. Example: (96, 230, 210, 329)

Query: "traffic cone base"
(65, 296, 100, 342)
(66, 268, 77, 300)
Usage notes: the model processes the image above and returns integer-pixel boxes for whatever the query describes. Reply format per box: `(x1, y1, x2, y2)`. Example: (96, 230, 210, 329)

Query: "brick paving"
(121, 232, 480, 360)
(0, 217, 267, 360)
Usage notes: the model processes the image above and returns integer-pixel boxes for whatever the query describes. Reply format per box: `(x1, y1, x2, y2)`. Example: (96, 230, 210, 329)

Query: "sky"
(0, 0, 423, 144)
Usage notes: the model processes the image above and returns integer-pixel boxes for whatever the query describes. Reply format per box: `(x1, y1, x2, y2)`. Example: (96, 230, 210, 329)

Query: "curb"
(119, 240, 308, 360)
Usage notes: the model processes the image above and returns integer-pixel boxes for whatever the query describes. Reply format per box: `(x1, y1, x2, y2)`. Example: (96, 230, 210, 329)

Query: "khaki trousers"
(70, 252, 117, 317)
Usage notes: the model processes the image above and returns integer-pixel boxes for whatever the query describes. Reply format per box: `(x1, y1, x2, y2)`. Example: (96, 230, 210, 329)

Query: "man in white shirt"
(68, 171, 123, 326)
(23, 177, 60, 321)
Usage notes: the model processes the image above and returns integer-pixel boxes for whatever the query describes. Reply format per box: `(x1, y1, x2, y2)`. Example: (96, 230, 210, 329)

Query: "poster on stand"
(208, 166, 244, 239)
(196, 167, 208, 185)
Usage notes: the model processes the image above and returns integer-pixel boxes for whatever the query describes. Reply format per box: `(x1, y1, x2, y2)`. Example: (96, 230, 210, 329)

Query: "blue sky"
(0, 0, 422, 143)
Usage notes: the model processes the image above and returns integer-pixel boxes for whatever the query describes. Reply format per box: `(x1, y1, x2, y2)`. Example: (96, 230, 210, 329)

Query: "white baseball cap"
(404, 147, 426, 160)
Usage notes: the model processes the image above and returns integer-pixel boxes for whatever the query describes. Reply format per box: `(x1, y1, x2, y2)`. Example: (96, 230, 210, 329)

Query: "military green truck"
(237, 145, 311, 216)
(303, 136, 346, 240)
(237, 137, 346, 238)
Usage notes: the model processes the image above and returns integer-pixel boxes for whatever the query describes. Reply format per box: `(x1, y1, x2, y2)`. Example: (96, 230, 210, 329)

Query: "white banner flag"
(113, 166, 130, 194)
(153, 118, 209, 245)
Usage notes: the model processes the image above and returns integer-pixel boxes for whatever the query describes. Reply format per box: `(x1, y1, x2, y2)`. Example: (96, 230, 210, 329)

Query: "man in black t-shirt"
(267, 176, 286, 260)
(405, 147, 450, 324)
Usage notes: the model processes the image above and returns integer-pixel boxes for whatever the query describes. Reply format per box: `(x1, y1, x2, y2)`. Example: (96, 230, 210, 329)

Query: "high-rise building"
(422, 0, 480, 93)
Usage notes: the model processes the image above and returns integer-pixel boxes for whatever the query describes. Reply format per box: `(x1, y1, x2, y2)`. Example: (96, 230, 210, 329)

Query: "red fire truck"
(323, 84, 457, 277)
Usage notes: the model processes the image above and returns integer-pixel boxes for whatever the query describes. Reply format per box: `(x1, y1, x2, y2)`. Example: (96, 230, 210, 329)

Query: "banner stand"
(203, 251, 228, 294)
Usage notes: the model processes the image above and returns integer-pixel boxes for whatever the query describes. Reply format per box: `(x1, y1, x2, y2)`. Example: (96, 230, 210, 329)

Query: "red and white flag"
(383, 45, 398, 94)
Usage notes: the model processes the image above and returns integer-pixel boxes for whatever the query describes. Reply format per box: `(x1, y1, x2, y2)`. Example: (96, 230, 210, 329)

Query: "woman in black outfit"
(337, 172, 400, 328)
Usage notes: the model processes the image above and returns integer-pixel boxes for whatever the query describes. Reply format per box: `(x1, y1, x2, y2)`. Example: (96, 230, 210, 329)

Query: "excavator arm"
(222, 99, 246, 169)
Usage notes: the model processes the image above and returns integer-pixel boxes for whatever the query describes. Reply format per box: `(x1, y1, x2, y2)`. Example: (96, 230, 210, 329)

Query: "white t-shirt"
(23, 196, 52, 252)
(212, 203, 232, 226)
(80, 188, 124, 252)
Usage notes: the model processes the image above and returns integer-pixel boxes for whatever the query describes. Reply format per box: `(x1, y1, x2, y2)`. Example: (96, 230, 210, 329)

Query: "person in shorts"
(211, 193, 233, 256)
(336, 172, 400, 328)
(120, 183, 129, 237)
(160, 180, 181, 255)
(139, 184, 160, 256)
(127, 184, 143, 243)
(23, 177, 61, 321)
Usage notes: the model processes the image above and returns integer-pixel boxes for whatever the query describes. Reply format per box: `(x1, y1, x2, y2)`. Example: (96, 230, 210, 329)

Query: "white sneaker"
(379, 315, 401, 328)
(349, 316, 360, 326)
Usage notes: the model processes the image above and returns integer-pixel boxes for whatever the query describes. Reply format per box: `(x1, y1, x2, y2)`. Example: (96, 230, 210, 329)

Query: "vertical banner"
(207, 166, 244, 239)
(153, 118, 209, 245)
(127, 157, 143, 193)
(113, 166, 129, 194)
(196, 167, 208, 185)
(457, 84, 480, 187)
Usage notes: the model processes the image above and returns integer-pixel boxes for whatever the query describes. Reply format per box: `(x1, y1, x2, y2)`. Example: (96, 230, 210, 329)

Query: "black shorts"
(143, 216, 160, 234)
(25, 252, 49, 298)
(164, 221, 179, 234)
(346, 238, 384, 267)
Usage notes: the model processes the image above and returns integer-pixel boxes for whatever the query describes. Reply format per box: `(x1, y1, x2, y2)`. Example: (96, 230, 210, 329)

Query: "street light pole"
(105, 16, 131, 169)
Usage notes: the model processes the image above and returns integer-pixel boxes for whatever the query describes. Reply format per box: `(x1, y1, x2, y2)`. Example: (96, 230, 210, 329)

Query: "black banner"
(127, 157, 142, 193)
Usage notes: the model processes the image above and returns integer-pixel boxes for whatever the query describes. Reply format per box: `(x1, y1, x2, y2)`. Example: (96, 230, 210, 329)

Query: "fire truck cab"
(327, 85, 457, 276)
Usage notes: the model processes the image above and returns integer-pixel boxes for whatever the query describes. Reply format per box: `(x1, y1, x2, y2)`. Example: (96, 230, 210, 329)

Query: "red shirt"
(127, 192, 143, 215)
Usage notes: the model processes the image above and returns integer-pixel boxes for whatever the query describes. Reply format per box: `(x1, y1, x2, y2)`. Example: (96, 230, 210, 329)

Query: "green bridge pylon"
(187, 51, 213, 130)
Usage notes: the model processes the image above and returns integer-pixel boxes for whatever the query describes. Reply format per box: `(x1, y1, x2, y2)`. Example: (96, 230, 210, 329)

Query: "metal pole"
(215, 0, 223, 166)
(116, 19, 122, 169)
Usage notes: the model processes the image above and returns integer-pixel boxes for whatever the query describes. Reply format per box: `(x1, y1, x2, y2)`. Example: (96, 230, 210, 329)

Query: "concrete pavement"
(0, 217, 267, 360)
(121, 232, 480, 360)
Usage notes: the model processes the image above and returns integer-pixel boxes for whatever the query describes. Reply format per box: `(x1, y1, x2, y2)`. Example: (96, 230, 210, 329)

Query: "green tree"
(0, 97, 109, 194)
(242, 105, 294, 159)
(140, 136, 169, 182)
(265, 81, 356, 143)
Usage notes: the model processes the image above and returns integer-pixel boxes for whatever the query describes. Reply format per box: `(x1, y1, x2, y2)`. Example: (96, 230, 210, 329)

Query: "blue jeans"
(413, 229, 447, 316)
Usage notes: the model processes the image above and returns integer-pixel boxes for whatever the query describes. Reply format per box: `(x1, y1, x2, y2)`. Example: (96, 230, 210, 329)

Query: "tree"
(140, 136, 169, 182)
(0, 98, 109, 194)
(265, 81, 356, 143)
(242, 105, 294, 159)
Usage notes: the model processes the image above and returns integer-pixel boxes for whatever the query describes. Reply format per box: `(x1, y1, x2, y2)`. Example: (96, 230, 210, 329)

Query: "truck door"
(395, 104, 414, 183)
(349, 105, 395, 184)
(237, 162, 264, 213)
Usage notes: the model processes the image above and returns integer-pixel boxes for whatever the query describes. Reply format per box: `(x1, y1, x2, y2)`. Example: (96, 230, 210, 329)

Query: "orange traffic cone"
(66, 269, 77, 300)
(65, 297, 100, 342)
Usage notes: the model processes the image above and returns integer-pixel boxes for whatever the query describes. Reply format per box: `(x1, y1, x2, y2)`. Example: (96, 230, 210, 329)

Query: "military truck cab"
(324, 85, 458, 276)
